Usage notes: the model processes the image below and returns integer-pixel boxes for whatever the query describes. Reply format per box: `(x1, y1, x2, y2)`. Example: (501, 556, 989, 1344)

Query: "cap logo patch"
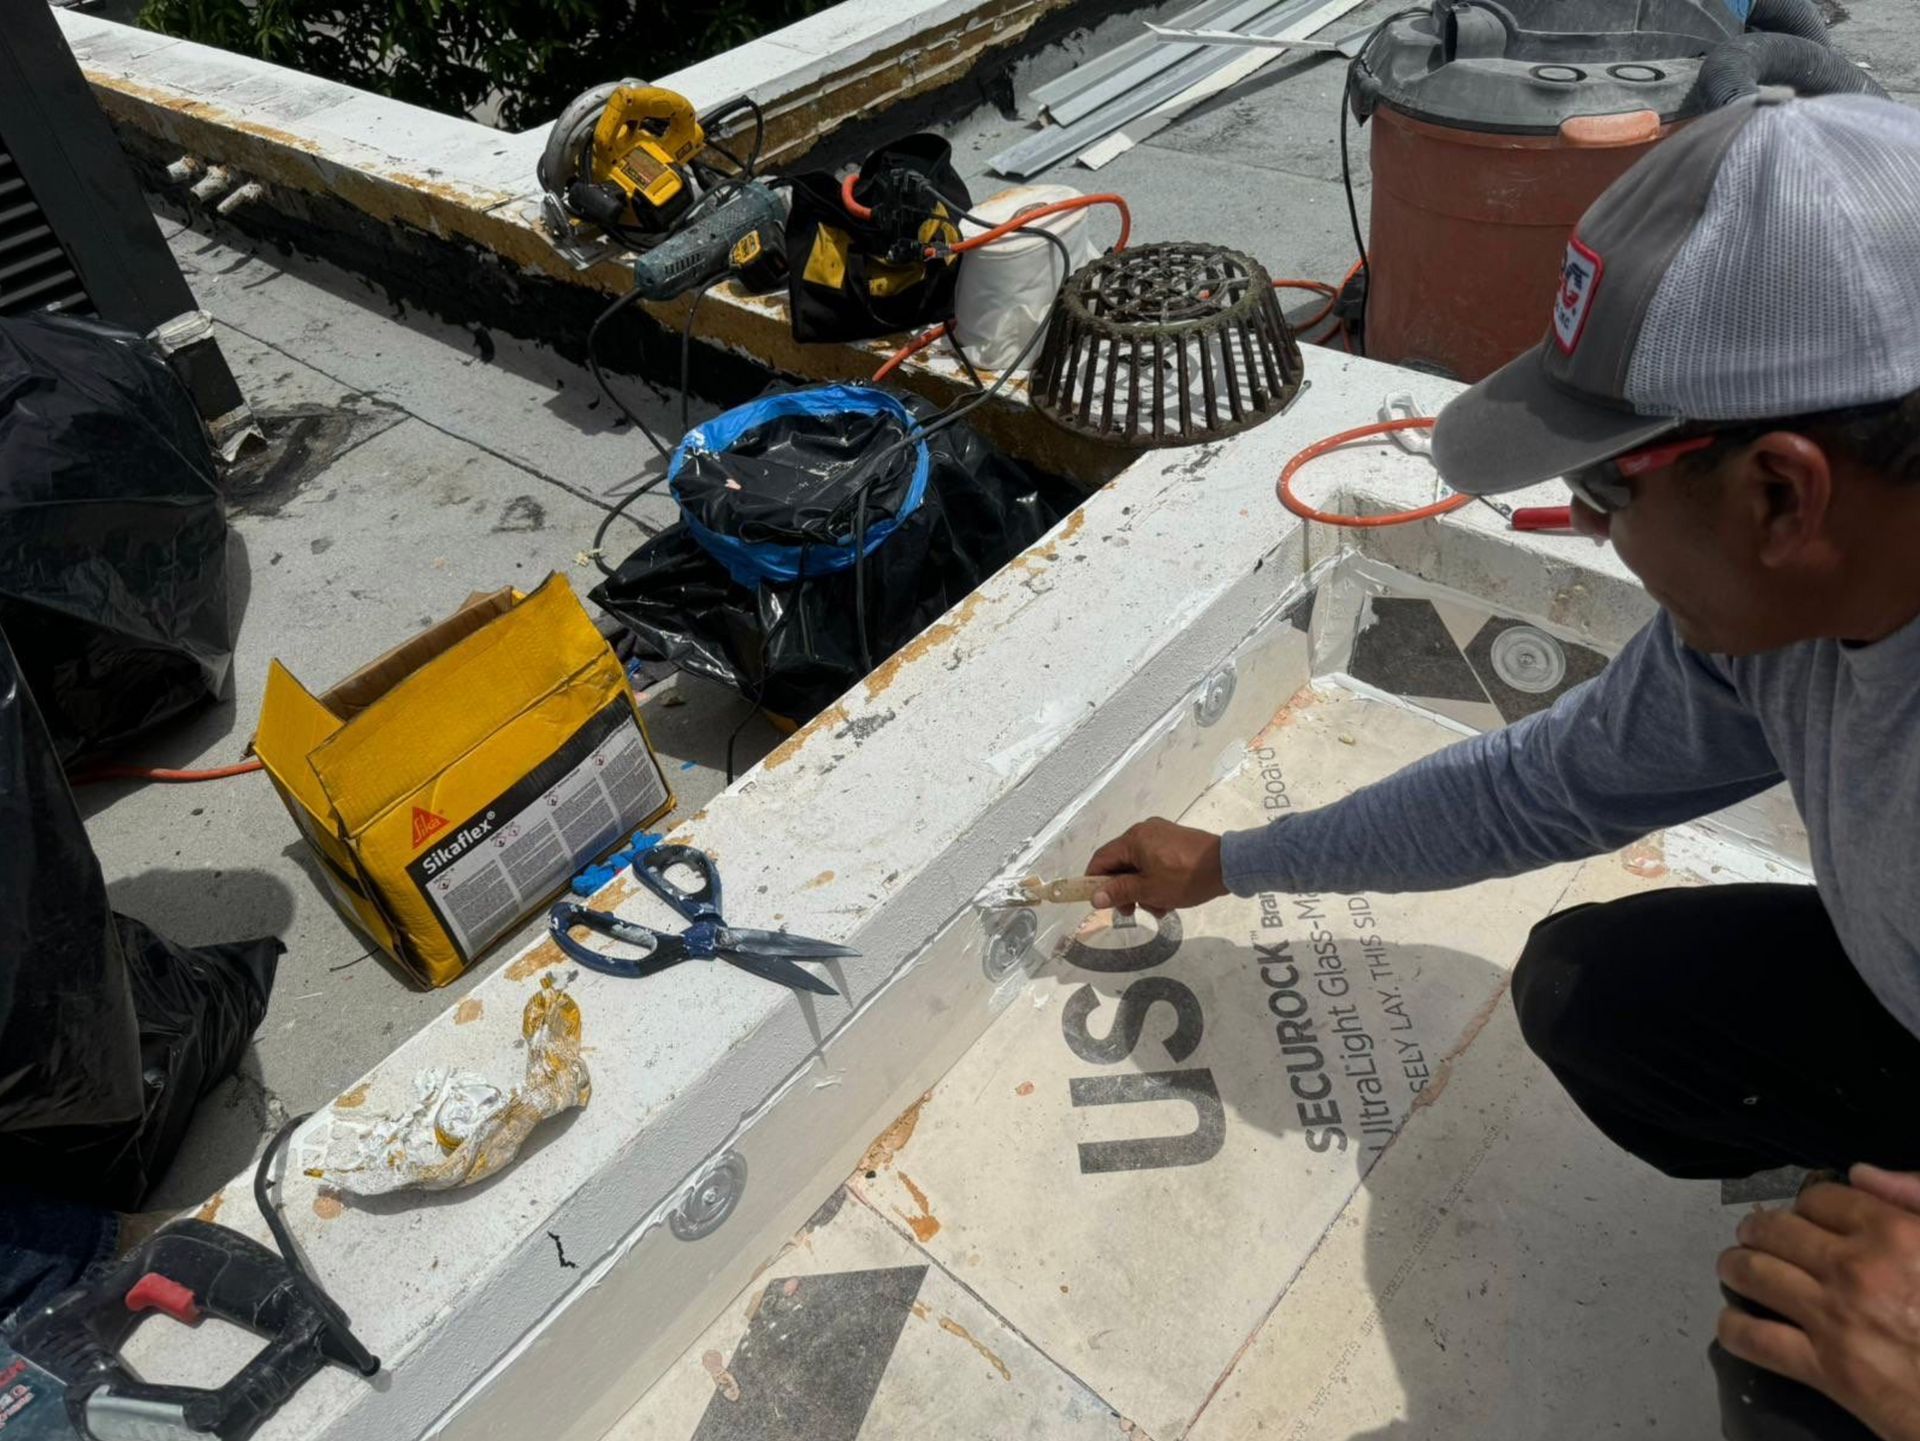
(1553, 235, 1604, 354)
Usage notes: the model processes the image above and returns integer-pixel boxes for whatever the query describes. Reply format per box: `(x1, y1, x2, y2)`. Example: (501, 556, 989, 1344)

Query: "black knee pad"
(1511, 903, 1606, 1066)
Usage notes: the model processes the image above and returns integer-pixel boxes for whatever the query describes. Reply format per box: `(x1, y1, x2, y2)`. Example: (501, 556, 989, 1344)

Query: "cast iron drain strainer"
(1031, 242, 1305, 447)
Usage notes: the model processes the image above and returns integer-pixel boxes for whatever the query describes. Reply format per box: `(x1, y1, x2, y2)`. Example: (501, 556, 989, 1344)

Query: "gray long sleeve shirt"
(1219, 609, 1920, 1037)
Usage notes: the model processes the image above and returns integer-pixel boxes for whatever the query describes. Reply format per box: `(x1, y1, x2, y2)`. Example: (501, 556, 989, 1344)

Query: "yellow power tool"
(586, 84, 704, 231)
(539, 81, 712, 265)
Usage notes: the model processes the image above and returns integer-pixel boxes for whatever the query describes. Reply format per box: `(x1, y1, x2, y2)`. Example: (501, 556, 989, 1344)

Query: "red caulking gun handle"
(1511, 506, 1574, 533)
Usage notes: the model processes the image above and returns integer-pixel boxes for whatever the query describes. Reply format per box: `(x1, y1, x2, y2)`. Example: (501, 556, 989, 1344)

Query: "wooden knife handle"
(1015, 875, 1107, 905)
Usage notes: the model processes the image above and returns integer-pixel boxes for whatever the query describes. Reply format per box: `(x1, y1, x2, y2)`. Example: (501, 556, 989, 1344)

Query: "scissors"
(547, 844, 853, 996)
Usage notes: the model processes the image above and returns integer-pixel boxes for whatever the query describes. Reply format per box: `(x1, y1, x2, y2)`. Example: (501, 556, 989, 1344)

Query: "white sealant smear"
(1209, 739, 1250, 787)
(984, 698, 1085, 779)
(1323, 675, 1484, 740)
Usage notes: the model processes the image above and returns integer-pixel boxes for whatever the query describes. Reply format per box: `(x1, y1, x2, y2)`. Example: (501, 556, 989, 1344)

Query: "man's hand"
(1718, 1164, 1920, 1441)
(1085, 818, 1227, 918)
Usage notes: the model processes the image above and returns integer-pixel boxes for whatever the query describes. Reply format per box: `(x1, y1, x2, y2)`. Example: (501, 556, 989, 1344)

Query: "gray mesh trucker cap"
(1433, 92, 1920, 496)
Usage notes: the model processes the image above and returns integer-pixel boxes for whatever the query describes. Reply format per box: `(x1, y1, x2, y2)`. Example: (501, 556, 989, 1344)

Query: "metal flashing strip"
(1032, 0, 1274, 120)
(1087, 0, 1366, 167)
(988, 0, 1338, 178)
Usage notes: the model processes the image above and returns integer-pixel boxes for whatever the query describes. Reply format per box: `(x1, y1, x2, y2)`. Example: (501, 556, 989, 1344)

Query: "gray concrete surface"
(86, 220, 783, 1209)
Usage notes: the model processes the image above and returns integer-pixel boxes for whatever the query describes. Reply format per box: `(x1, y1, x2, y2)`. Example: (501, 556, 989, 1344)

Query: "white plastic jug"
(952, 184, 1097, 373)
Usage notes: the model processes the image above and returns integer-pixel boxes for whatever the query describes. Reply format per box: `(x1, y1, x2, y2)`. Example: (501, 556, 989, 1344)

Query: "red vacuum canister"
(1349, 0, 1742, 381)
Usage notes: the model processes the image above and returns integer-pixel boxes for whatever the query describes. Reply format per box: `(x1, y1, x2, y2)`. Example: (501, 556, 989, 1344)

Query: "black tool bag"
(591, 392, 1080, 723)
(0, 630, 280, 1210)
(0, 312, 233, 765)
(785, 134, 972, 344)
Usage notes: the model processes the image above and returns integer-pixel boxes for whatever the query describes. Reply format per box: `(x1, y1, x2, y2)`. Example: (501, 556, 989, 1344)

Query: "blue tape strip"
(570, 829, 665, 897)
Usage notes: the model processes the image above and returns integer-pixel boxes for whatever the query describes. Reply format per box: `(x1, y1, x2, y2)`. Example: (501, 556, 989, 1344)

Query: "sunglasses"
(1563, 433, 1718, 514)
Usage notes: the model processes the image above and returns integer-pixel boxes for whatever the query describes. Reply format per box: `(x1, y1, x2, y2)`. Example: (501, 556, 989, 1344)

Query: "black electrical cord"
(673, 95, 768, 230)
(833, 188, 1076, 672)
(255, 1114, 381, 1376)
(945, 328, 987, 392)
(580, 89, 770, 462)
(680, 281, 713, 440)
(698, 94, 766, 176)
(1338, 70, 1369, 355)
(1339, 7, 1429, 357)
(583, 279, 709, 578)
(588, 280, 716, 580)
(588, 287, 673, 461)
(851, 488, 875, 674)
(723, 672, 766, 784)
(591, 473, 672, 578)
(585, 95, 765, 482)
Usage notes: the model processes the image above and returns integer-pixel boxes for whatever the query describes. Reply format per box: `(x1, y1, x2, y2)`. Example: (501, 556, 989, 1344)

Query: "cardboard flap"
(323, 588, 517, 722)
(311, 574, 615, 831)
(252, 659, 346, 825)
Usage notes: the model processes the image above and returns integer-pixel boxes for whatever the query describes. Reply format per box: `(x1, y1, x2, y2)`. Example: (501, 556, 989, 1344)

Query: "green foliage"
(138, 0, 834, 130)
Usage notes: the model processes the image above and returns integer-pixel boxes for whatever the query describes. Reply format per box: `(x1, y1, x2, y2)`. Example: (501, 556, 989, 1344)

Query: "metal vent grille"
(0, 141, 92, 319)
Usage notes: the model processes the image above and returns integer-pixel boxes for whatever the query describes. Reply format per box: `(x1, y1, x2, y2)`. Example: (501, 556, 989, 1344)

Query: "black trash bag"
(0, 632, 279, 1211)
(785, 134, 971, 344)
(0, 312, 232, 765)
(591, 390, 1081, 724)
(670, 387, 923, 585)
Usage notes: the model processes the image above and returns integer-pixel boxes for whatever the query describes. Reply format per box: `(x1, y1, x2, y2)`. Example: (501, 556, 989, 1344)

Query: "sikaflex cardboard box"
(252, 573, 673, 988)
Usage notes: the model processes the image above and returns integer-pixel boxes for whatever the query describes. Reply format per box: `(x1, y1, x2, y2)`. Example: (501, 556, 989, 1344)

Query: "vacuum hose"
(1744, 0, 1831, 46)
(1694, 31, 1888, 109)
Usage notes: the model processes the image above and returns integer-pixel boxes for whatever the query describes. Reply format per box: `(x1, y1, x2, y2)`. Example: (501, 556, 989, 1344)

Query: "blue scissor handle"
(633, 844, 724, 925)
(548, 902, 686, 979)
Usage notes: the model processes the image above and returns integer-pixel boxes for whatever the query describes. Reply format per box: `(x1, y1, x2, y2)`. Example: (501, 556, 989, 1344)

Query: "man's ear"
(1739, 431, 1838, 572)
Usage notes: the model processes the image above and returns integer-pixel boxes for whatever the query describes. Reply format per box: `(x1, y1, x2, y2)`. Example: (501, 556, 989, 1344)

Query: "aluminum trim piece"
(1029, 0, 1247, 111)
(989, 0, 1343, 178)
(1047, 0, 1297, 126)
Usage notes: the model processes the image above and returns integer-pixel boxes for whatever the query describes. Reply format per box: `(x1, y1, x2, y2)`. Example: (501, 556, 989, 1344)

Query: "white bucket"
(952, 184, 1097, 374)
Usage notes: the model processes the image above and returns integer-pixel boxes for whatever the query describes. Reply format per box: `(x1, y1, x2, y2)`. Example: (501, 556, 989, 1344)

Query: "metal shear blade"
(718, 947, 842, 996)
(636, 845, 855, 996)
(719, 926, 860, 961)
(549, 844, 854, 997)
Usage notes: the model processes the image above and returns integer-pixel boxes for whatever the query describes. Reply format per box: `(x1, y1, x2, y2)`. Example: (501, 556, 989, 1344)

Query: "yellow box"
(253, 574, 674, 988)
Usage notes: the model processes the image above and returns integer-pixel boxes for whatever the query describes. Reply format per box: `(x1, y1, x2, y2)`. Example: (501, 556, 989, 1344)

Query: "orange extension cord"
(1273, 256, 1364, 351)
(1279, 416, 1474, 529)
(862, 187, 1134, 382)
(68, 758, 265, 785)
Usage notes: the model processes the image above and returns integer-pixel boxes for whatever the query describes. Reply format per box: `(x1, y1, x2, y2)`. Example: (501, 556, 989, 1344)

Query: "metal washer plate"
(1196, 665, 1237, 727)
(984, 908, 1039, 982)
(1489, 625, 1567, 694)
(671, 1151, 747, 1241)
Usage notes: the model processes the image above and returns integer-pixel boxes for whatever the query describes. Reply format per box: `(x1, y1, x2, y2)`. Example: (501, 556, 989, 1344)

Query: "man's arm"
(1219, 611, 1781, 896)
(1089, 612, 1783, 912)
